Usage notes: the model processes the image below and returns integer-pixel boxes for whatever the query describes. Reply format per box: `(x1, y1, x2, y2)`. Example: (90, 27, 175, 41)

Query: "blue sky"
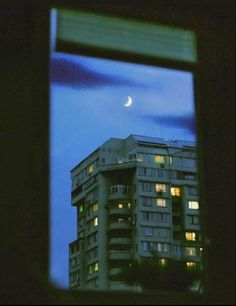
(50, 52, 196, 288)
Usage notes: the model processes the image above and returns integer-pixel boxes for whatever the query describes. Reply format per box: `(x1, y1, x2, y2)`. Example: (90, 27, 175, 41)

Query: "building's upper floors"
(70, 135, 198, 203)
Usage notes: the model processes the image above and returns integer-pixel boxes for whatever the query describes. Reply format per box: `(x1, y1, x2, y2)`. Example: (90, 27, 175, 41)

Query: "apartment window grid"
(144, 226, 153, 236)
(141, 182, 153, 192)
(158, 228, 167, 238)
(173, 245, 182, 255)
(185, 232, 196, 241)
(187, 215, 199, 225)
(86, 232, 98, 247)
(138, 167, 167, 178)
(154, 155, 165, 165)
(171, 187, 181, 197)
(188, 186, 198, 196)
(70, 270, 80, 282)
(188, 200, 199, 210)
(70, 135, 200, 290)
(110, 185, 131, 194)
(142, 211, 170, 223)
(185, 247, 197, 256)
(155, 183, 167, 193)
(86, 247, 98, 262)
(186, 261, 197, 269)
(142, 197, 153, 207)
(141, 241, 170, 252)
(87, 261, 99, 275)
(156, 198, 167, 207)
(87, 277, 99, 288)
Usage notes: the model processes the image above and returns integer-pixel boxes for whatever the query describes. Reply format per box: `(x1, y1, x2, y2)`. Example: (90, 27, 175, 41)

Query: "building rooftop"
(131, 134, 196, 149)
(71, 134, 197, 172)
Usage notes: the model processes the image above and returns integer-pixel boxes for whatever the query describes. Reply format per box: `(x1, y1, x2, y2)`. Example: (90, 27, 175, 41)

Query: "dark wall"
(1, 1, 235, 304)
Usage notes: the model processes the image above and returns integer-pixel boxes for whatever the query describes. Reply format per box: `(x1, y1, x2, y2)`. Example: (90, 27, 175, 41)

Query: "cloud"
(50, 57, 142, 89)
(140, 114, 196, 134)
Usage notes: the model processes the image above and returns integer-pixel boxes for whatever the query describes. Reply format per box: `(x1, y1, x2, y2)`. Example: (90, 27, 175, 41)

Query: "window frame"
(3, 1, 235, 305)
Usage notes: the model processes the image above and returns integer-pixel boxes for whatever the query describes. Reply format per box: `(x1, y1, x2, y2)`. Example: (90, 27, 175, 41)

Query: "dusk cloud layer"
(140, 114, 196, 134)
(50, 57, 142, 89)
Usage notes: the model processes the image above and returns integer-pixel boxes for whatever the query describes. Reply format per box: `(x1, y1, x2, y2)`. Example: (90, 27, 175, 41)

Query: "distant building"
(69, 135, 202, 290)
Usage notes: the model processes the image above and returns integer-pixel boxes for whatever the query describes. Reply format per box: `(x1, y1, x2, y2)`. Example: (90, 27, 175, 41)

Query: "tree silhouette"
(119, 255, 201, 292)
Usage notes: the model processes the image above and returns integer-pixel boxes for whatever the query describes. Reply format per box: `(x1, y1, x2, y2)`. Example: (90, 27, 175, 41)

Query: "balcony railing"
(108, 207, 131, 216)
(108, 221, 131, 231)
(109, 237, 132, 245)
(109, 185, 131, 194)
(109, 250, 133, 260)
(108, 185, 131, 200)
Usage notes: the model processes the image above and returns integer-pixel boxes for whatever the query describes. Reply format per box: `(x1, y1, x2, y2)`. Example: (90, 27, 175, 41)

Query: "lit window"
(185, 232, 196, 241)
(79, 204, 84, 213)
(118, 218, 124, 223)
(88, 164, 93, 174)
(93, 217, 98, 226)
(94, 262, 99, 272)
(155, 184, 167, 192)
(155, 155, 165, 164)
(157, 243, 169, 252)
(159, 258, 167, 266)
(171, 187, 181, 196)
(118, 203, 123, 209)
(169, 156, 173, 165)
(156, 198, 166, 207)
(188, 201, 199, 210)
(186, 261, 196, 269)
(186, 247, 197, 256)
(127, 203, 131, 208)
(92, 203, 98, 212)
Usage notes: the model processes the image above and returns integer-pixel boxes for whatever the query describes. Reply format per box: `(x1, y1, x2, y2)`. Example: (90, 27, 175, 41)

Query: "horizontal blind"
(56, 9, 197, 63)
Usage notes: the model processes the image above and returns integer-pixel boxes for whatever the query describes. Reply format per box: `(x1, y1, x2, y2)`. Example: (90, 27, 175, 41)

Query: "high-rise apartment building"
(69, 135, 201, 290)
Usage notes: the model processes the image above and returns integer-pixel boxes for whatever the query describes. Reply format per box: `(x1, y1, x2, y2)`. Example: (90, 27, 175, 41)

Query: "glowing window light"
(155, 155, 165, 164)
(188, 201, 199, 210)
(186, 247, 196, 256)
(93, 217, 98, 226)
(88, 164, 93, 173)
(171, 187, 181, 196)
(185, 232, 196, 241)
(94, 262, 99, 272)
(159, 258, 167, 266)
(186, 261, 196, 269)
(155, 184, 167, 192)
(156, 198, 167, 207)
(93, 203, 98, 212)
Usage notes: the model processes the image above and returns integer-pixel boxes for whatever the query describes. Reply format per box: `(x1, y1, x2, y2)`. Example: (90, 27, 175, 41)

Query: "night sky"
(50, 52, 196, 288)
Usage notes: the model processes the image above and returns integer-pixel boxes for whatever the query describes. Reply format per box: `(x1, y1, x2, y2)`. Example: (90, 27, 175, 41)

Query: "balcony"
(108, 222, 131, 231)
(109, 251, 133, 260)
(109, 267, 122, 276)
(109, 281, 133, 291)
(109, 237, 132, 245)
(108, 207, 131, 216)
(108, 185, 131, 200)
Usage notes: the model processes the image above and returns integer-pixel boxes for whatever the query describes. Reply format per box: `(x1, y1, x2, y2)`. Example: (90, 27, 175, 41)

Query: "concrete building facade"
(69, 135, 201, 290)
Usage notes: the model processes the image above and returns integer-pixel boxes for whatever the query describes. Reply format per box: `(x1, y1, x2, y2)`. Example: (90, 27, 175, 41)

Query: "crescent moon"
(124, 96, 132, 107)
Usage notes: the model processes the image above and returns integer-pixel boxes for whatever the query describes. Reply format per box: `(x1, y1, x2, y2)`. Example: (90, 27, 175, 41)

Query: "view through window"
(50, 52, 201, 292)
